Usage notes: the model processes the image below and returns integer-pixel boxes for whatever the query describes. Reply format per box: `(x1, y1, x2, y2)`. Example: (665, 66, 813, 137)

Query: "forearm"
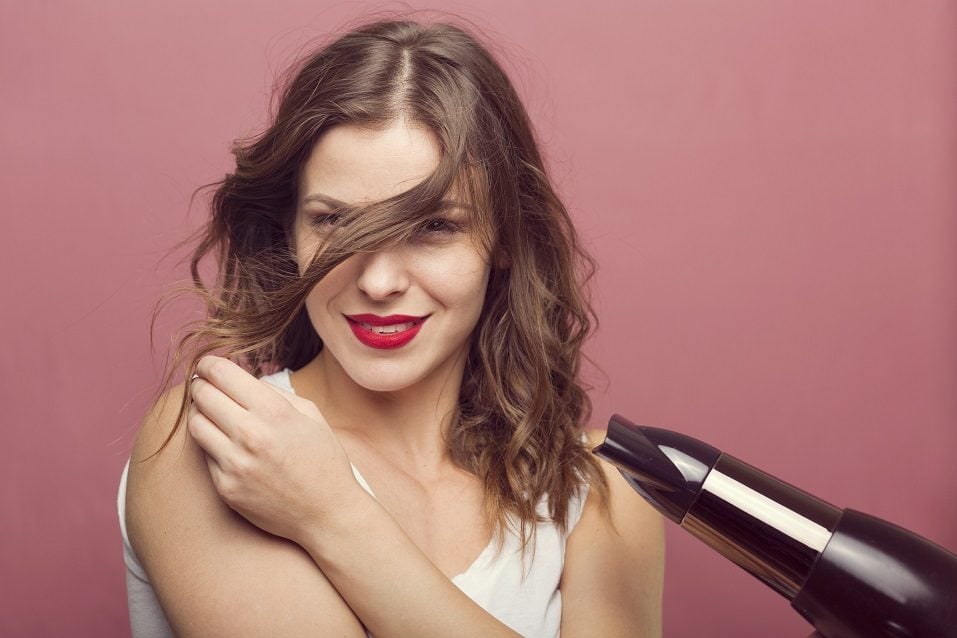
(300, 490, 519, 638)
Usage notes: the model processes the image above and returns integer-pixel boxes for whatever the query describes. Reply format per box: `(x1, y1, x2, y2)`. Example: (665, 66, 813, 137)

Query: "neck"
(291, 348, 466, 468)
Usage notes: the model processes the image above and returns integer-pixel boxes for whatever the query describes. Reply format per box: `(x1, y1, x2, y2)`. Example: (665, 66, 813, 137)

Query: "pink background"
(2, 1, 955, 636)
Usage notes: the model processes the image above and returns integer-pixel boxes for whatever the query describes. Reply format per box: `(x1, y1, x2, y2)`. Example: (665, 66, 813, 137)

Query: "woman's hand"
(186, 355, 359, 544)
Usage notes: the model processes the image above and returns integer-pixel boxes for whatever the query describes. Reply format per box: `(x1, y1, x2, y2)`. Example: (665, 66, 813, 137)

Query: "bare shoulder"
(125, 383, 365, 637)
(560, 428, 665, 638)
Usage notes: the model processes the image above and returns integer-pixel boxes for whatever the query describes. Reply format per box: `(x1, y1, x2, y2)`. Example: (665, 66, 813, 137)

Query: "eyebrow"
(300, 193, 348, 207)
(300, 193, 472, 212)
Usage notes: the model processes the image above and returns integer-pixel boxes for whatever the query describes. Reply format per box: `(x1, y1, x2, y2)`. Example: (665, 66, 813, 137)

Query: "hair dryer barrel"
(593, 414, 957, 638)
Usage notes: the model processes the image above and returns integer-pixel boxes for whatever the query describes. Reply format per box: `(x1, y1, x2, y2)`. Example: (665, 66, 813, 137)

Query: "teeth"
(359, 321, 418, 334)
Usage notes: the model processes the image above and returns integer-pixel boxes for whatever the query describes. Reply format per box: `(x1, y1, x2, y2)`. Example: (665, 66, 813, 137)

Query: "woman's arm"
(126, 384, 367, 637)
(293, 478, 520, 638)
(179, 356, 520, 638)
(559, 429, 666, 638)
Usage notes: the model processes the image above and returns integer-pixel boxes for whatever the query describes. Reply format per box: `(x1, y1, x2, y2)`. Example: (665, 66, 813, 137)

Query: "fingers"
(188, 406, 234, 504)
(195, 356, 278, 410)
(265, 384, 321, 420)
(189, 376, 246, 439)
(187, 403, 232, 464)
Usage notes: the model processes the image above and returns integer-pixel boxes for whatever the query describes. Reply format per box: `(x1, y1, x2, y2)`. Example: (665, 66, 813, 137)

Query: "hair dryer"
(592, 414, 957, 638)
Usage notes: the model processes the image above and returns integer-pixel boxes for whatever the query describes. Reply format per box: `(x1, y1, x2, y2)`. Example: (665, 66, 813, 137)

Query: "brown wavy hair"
(155, 16, 608, 545)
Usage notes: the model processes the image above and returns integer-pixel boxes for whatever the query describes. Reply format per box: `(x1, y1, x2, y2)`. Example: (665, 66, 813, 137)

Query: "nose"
(355, 247, 411, 301)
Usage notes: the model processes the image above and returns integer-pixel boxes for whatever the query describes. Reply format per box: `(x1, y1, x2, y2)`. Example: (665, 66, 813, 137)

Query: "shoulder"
(576, 428, 665, 539)
(124, 383, 365, 637)
(559, 428, 665, 637)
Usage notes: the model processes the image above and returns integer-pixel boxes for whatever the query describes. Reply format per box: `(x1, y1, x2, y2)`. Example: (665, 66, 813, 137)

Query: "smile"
(345, 314, 428, 349)
(357, 320, 420, 334)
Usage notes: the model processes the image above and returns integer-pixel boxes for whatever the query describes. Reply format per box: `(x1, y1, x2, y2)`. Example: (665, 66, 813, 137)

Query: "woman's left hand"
(187, 355, 360, 544)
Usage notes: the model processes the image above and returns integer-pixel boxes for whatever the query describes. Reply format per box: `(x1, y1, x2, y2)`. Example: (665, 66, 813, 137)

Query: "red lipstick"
(345, 314, 427, 349)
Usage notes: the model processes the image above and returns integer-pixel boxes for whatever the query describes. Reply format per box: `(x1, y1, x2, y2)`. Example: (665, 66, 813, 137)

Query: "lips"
(345, 314, 428, 349)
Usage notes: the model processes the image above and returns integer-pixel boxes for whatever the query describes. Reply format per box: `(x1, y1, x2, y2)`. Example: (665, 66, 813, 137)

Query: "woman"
(119, 18, 664, 637)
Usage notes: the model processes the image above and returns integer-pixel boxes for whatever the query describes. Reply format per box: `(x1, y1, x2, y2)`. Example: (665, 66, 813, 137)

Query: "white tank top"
(117, 369, 588, 637)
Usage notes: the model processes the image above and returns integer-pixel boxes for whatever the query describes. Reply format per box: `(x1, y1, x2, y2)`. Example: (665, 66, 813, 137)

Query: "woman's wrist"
(297, 481, 383, 563)
(289, 481, 374, 552)
(297, 488, 519, 637)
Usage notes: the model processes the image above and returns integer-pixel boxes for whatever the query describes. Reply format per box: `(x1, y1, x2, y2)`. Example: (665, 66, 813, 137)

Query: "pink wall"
(2, 1, 955, 635)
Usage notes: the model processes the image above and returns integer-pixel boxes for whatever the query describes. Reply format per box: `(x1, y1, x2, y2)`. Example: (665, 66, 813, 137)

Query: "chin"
(355, 375, 423, 394)
(343, 363, 426, 394)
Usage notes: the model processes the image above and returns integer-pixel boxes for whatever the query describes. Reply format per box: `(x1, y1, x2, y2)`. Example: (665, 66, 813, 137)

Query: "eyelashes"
(308, 212, 343, 230)
(413, 218, 463, 237)
(306, 212, 464, 240)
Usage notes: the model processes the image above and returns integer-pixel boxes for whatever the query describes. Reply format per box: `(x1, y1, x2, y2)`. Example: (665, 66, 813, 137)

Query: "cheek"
(293, 219, 327, 275)
(302, 285, 326, 337)
(422, 253, 490, 317)
(303, 262, 354, 328)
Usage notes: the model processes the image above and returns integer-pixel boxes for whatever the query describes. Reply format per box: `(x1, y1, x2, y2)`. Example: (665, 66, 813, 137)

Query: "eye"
(309, 212, 342, 230)
(416, 218, 462, 236)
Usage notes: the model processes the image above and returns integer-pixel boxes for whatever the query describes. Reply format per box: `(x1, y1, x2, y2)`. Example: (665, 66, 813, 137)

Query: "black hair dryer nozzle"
(593, 414, 957, 638)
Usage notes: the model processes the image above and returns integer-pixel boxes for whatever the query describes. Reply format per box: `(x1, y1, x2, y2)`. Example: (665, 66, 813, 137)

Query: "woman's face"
(293, 120, 490, 393)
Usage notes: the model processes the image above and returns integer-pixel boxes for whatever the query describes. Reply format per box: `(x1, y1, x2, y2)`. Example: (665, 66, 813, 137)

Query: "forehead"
(299, 121, 442, 206)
